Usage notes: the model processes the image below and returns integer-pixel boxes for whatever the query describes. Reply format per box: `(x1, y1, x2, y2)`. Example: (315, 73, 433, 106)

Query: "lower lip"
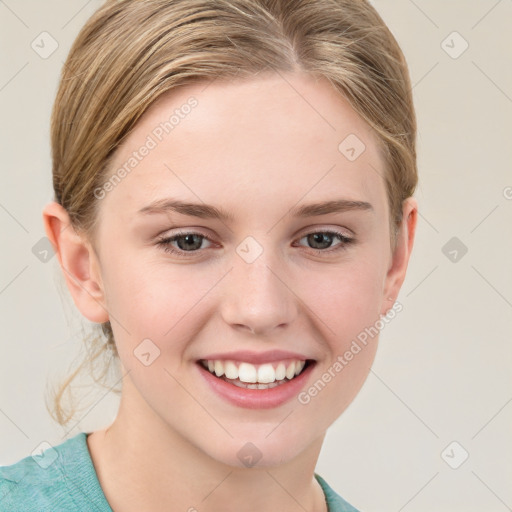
(196, 361, 316, 409)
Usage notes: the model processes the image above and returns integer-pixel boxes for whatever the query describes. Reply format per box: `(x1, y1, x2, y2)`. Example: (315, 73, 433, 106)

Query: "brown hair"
(47, 0, 417, 425)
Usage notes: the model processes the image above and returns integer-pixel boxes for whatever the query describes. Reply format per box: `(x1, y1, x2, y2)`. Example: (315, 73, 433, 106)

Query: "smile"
(200, 359, 309, 389)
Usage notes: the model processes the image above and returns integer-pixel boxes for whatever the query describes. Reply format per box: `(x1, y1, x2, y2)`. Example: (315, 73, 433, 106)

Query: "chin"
(196, 424, 318, 470)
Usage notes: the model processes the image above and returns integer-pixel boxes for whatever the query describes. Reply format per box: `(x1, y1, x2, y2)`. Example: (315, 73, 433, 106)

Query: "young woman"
(0, 1, 417, 510)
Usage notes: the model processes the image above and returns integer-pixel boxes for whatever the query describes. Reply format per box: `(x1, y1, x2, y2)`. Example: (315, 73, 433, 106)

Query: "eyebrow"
(138, 198, 374, 221)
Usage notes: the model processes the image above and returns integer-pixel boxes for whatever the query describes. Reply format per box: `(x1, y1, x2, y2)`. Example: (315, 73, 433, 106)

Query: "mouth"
(197, 358, 314, 389)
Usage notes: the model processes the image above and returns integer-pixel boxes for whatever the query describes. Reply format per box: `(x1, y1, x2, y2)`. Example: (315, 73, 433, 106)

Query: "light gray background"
(1, 1, 511, 511)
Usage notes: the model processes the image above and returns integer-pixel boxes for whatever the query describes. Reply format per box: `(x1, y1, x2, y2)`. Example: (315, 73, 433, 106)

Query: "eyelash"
(156, 229, 355, 258)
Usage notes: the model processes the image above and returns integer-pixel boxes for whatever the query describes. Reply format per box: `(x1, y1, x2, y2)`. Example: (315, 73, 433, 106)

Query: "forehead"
(103, 72, 387, 221)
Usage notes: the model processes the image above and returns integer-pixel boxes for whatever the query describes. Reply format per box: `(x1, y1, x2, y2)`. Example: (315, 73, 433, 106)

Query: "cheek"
(303, 255, 386, 343)
(100, 246, 386, 458)
(103, 243, 387, 345)
(294, 261, 384, 424)
(103, 255, 176, 317)
(101, 258, 218, 353)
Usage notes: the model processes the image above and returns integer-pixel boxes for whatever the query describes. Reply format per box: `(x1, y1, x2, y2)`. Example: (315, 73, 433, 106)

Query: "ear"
(380, 197, 418, 317)
(42, 201, 109, 324)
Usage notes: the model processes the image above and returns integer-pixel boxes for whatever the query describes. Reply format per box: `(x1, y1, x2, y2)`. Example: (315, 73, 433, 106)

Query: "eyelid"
(294, 228, 354, 251)
(155, 227, 214, 244)
(297, 224, 354, 238)
(156, 226, 355, 258)
(156, 229, 215, 248)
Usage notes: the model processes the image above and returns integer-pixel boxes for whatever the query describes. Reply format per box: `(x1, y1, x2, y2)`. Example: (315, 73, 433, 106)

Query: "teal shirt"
(0, 432, 360, 511)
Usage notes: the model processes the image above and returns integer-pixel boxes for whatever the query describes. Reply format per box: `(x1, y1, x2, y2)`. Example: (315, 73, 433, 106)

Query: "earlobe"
(380, 197, 418, 317)
(42, 202, 109, 324)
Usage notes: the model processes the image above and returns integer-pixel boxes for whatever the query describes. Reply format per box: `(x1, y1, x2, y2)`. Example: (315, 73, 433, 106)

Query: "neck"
(86, 379, 328, 512)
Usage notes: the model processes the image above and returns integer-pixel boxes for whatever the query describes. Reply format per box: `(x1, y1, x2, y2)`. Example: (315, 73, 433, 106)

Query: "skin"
(44, 71, 417, 512)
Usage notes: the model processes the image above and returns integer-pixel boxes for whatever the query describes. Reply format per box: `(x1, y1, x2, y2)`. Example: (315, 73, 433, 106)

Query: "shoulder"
(0, 432, 111, 512)
(0, 435, 79, 512)
(315, 473, 361, 512)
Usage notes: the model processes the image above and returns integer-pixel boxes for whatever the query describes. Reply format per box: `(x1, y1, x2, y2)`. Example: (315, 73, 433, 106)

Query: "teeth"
(257, 363, 275, 383)
(224, 361, 238, 380)
(201, 358, 307, 384)
(214, 360, 224, 377)
(275, 363, 286, 380)
(285, 363, 296, 380)
(238, 362, 257, 383)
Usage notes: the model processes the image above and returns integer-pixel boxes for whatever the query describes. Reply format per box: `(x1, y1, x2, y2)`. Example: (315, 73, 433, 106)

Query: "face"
(88, 72, 403, 467)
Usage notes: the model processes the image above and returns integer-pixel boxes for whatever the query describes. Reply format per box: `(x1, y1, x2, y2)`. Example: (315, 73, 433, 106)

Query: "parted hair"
(47, 0, 417, 425)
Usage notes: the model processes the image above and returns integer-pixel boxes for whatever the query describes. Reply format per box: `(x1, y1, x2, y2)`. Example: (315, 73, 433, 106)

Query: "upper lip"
(198, 349, 313, 365)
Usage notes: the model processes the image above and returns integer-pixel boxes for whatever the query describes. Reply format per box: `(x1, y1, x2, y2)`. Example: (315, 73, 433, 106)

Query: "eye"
(156, 231, 214, 257)
(156, 228, 355, 258)
(294, 229, 354, 254)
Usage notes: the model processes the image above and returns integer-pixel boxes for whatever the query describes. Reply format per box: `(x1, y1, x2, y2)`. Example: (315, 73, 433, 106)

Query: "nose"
(219, 255, 298, 336)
